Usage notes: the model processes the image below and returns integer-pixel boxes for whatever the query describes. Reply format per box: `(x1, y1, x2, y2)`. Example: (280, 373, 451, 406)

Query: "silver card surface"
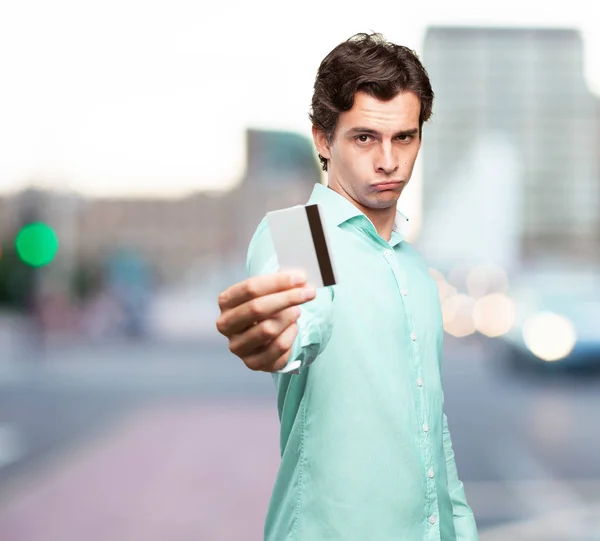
(266, 203, 337, 288)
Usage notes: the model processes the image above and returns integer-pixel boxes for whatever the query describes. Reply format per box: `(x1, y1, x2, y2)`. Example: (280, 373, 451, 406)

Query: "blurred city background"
(1, 2, 599, 540)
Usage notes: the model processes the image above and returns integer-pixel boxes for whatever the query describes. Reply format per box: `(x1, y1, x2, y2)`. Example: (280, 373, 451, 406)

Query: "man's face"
(313, 91, 422, 213)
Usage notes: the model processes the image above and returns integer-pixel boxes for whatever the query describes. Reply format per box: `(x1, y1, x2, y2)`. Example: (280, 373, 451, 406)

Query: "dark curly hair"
(309, 32, 434, 171)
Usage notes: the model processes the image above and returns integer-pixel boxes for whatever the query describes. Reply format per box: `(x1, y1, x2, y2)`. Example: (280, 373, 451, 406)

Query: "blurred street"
(0, 335, 599, 541)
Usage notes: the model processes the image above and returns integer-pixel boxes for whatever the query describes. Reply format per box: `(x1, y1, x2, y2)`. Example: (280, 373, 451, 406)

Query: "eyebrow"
(346, 127, 419, 138)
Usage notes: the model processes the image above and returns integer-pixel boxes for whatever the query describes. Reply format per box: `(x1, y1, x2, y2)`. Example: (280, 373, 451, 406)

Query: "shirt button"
(384, 248, 392, 256)
(428, 469, 435, 478)
(401, 288, 408, 296)
(429, 516, 436, 525)
(417, 377, 423, 387)
(423, 424, 429, 433)
(410, 332, 417, 341)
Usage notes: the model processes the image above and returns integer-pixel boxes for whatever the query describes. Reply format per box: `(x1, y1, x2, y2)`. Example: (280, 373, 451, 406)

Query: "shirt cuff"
(275, 320, 307, 375)
(275, 285, 335, 375)
(276, 359, 302, 374)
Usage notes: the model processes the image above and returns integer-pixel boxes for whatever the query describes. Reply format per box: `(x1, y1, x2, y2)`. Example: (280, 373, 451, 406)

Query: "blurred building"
(0, 128, 320, 288)
(418, 26, 600, 271)
(230, 128, 323, 254)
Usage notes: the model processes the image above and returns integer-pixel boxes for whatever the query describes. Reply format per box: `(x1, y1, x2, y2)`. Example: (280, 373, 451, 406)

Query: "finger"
(268, 348, 296, 373)
(217, 270, 307, 312)
(217, 285, 315, 337)
(229, 306, 301, 358)
(244, 322, 299, 372)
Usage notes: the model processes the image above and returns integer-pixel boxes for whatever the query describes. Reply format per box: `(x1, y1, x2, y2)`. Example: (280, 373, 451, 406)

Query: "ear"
(312, 126, 332, 161)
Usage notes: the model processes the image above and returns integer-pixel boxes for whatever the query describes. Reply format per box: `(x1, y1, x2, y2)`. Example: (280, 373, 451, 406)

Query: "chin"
(374, 189, 402, 202)
(364, 194, 399, 210)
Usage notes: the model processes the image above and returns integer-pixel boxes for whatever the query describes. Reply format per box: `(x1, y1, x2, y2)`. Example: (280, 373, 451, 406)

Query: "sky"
(0, 0, 598, 198)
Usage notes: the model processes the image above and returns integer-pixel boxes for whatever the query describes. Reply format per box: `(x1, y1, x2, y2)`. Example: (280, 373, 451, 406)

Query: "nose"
(375, 141, 399, 175)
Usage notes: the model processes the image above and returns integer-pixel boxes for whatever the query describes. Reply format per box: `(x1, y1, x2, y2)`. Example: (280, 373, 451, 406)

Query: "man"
(216, 32, 479, 540)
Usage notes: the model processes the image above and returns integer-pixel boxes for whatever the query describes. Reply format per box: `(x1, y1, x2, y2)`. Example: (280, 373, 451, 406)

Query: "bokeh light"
(429, 268, 458, 304)
(446, 264, 471, 291)
(522, 312, 577, 361)
(466, 263, 510, 299)
(15, 222, 59, 267)
(441, 294, 477, 338)
(473, 293, 516, 337)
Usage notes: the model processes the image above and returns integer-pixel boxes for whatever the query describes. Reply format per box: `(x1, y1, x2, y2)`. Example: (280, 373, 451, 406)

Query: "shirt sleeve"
(443, 413, 480, 540)
(246, 217, 335, 374)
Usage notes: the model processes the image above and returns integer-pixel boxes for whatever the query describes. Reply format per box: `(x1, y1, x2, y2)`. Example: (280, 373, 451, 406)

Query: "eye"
(355, 134, 372, 143)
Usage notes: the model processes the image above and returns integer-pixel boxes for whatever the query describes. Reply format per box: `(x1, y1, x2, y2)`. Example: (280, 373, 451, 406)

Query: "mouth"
(372, 181, 405, 191)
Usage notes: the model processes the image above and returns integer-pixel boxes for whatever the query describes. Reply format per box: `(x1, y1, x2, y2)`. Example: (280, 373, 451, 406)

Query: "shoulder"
(246, 215, 278, 276)
(248, 215, 270, 246)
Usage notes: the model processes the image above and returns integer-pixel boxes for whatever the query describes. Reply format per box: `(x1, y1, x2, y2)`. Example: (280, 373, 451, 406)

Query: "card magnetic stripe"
(305, 204, 336, 287)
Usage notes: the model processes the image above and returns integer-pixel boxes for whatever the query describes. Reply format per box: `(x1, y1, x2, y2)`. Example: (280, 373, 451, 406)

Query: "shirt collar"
(307, 182, 410, 241)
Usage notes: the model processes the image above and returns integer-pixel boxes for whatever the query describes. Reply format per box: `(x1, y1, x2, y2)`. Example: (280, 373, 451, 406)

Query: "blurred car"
(498, 268, 600, 373)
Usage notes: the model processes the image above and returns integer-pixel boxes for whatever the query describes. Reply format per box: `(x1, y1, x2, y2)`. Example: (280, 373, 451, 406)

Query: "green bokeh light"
(15, 222, 59, 267)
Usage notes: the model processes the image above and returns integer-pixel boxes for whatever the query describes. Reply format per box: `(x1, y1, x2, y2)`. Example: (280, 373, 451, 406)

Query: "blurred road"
(0, 335, 599, 540)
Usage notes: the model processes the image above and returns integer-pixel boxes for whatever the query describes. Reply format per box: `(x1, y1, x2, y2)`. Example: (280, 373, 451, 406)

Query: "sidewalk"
(2, 396, 600, 541)
(0, 400, 280, 541)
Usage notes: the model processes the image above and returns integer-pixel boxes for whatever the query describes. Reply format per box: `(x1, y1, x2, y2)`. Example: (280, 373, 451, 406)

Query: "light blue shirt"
(247, 183, 479, 540)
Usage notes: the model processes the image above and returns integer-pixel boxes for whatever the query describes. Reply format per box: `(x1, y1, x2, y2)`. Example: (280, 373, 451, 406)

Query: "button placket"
(387, 244, 439, 530)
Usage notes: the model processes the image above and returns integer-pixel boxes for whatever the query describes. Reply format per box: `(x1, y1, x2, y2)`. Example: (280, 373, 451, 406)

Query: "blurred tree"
(0, 239, 35, 311)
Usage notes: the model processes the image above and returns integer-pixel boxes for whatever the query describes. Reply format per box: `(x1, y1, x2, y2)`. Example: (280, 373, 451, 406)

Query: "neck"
(365, 208, 396, 242)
